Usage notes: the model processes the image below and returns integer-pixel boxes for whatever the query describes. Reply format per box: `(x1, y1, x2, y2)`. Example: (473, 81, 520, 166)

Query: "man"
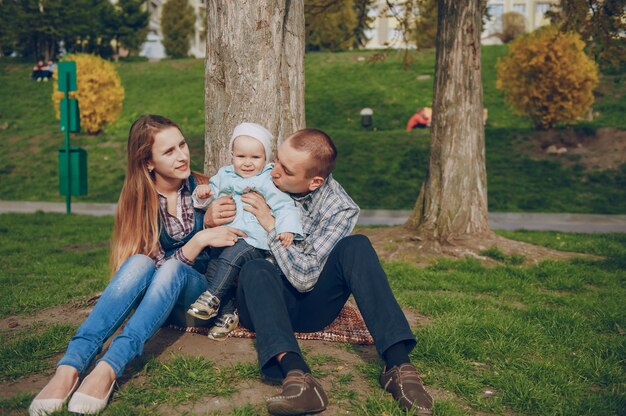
(205, 128, 433, 415)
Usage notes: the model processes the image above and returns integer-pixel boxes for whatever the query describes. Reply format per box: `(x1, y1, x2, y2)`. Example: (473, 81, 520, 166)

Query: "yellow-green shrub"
(496, 27, 598, 130)
(499, 11, 526, 43)
(52, 54, 124, 134)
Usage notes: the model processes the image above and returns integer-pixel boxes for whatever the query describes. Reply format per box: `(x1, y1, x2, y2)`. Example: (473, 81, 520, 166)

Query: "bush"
(414, 0, 438, 49)
(52, 54, 125, 134)
(305, 0, 357, 51)
(161, 0, 196, 58)
(498, 11, 526, 43)
(496, 27, 598, 130)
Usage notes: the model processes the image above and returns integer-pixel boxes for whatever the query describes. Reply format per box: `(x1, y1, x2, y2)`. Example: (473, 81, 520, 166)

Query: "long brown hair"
(109, 115, 181, 273)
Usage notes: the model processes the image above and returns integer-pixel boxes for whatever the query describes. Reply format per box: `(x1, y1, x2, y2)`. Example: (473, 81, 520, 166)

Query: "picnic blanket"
(169, 301, 374, 345)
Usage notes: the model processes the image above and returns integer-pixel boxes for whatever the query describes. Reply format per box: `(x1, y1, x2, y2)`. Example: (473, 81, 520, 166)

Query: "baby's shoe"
(187, 291, 220, 320)
(207, 312, 239, 341)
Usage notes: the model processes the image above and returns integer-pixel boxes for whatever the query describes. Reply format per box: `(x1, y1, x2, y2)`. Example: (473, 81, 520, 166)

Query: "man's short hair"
(286, 128, 337, 178)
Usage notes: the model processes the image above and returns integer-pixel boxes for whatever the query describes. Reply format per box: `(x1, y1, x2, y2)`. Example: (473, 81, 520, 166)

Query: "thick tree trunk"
(204, 0, 305, 175)
(407, 0, 490, 242)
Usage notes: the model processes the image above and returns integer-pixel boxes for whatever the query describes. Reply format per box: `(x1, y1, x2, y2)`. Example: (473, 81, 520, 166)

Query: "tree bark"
(407, 0, 491, 242)
(204, 0, 305, 175)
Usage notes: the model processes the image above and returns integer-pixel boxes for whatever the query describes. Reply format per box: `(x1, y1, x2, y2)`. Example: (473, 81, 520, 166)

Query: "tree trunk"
(204, 0, 305, 175)
(406, 0, 491, 242)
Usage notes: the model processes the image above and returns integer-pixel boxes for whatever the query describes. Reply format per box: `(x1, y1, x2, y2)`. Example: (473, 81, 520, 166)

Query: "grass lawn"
(0, 212, 624, 415)
(1, 47, 625, 212)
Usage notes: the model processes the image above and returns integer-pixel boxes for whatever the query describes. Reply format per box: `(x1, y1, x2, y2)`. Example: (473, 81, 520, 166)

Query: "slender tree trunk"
(407, 0, 490, 242)
(204, 0, 305, 175)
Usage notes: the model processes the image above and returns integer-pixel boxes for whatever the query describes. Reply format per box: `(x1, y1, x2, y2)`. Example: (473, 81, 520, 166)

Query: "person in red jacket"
(405, 107, 432, 130)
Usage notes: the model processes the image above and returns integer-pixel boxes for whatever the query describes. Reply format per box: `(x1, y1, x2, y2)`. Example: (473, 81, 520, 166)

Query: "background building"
(482, 0, 557, 44)
(363, 0, 417, 49)
(188, 0, 207, 58)
(137, 0, 559, 57)
(139, 0, 165, 59)
(362, 0, 558, 49)
(138, 0, 207, 59)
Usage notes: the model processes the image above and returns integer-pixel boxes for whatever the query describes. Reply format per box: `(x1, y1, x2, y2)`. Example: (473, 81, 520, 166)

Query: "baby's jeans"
(205, 239, 266, 314)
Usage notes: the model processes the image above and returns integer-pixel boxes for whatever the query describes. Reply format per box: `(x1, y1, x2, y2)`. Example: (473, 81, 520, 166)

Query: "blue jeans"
(236, 235, 417, 381)
(204, 239, 266, 315)
(57, 255, 208, 378)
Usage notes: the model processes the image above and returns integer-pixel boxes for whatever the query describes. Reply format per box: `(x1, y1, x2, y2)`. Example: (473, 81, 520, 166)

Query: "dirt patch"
(2, 301, 472, 415)
(3, 224, 574, 414)
(0, 297, 96, 334)
(516, 127, 626, 171)
(359, 226, 594, 268)
(62, 241, 109, 252)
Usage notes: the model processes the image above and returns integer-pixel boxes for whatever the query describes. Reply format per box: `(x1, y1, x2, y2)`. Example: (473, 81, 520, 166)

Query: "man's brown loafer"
(266, 370, 328, 415)
(380, 363, 433, 415)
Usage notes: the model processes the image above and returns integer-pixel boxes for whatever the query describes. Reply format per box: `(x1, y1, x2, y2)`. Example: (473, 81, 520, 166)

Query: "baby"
(188, 122, 303, 340)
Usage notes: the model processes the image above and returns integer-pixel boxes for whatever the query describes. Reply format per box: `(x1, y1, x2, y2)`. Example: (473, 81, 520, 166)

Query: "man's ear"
(308, 176, 325, 192)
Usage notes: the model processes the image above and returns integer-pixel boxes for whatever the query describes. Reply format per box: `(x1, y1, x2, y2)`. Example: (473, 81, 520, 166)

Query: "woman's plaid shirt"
(153, 179, 195, 268)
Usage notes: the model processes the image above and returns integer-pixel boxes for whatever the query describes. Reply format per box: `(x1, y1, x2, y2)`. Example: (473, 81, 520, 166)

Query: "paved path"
(358, 210, 626, 233)
(1, 201, 626, 233)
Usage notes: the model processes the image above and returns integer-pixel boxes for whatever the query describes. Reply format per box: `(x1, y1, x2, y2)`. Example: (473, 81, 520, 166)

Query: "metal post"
(64, 72, 71, 215)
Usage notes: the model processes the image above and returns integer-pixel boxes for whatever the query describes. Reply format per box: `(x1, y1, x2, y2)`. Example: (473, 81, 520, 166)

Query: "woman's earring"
(147, 166, 154, 173)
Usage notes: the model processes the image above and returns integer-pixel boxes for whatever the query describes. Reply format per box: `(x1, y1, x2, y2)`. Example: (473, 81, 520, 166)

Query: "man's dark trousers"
(236, 234, 416, 380)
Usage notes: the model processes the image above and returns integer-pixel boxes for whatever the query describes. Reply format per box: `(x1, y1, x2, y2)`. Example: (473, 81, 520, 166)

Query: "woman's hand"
(204, 195, 237, 227)
(182, 226, 247, 261)
(197, 226, 247, 248)
(241, 191, 275, 232)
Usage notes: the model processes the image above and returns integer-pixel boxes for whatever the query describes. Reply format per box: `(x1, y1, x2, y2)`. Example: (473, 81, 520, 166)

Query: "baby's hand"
(277, 232, 294, 248)
(196, 184, 213, 199)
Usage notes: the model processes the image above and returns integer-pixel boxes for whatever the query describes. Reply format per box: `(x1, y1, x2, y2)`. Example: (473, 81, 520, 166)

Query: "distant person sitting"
(31, 59, 52, 82)
(406, 107, 432, 130)
(44, 59, 56, 76)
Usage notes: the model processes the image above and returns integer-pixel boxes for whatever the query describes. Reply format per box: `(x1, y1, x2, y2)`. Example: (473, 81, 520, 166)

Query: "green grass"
(113, 356, 257, 412)
(0, 213, 624, 414)
(382, 234, 626, 415)
(0, 212, 111, 318)
(479, 245, 525, 265)
(1, 46, 625, 212)
(0, 323, 77, 381)
(0, 393, 32, 414)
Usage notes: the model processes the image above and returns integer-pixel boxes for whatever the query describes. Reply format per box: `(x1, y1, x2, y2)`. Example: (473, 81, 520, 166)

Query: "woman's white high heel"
(67, 378, 116, 414)
(28, 377, 79, 416)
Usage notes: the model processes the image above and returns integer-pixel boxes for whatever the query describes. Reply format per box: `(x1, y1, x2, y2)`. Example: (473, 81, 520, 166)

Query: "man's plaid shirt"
(266, 175, 359, 292)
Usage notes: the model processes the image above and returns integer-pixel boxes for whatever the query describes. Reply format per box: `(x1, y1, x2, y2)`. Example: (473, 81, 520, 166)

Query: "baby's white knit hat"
(230, 122, 273, 162)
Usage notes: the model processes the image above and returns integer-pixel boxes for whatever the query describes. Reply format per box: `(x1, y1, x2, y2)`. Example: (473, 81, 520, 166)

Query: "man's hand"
(241, 191, 275, 232)
(277, 232, 294, 248)
(204, 195, 236, 228)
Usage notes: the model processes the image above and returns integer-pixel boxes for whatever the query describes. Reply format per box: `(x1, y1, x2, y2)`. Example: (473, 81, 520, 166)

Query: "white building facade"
(362, 0, 417, 49)
(138, 0, 207, 60)
(137, 0, 559, 57)
(482, 0, 557, 44)
(361, 0, 558, 49)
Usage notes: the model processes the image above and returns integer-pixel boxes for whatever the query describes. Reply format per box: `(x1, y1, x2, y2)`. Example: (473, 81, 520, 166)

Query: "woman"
(29, 115, 246, 415)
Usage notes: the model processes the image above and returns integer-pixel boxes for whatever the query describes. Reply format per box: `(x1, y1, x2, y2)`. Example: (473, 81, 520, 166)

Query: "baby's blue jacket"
(209, 164, 303, 250)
